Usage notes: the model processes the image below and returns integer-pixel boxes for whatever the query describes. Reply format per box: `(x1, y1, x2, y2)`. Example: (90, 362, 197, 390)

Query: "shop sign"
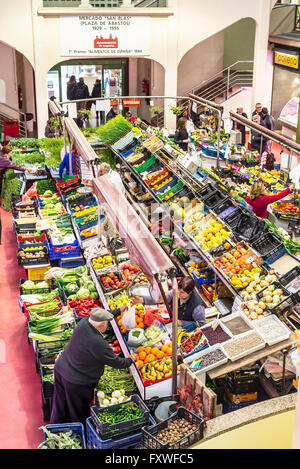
(122, 99, 141, 107)
(60, 16, 150, 57)
(274, 50, 299, 70)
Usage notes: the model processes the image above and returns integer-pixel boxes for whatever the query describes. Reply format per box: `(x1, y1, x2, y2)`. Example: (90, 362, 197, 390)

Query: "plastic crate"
(256, 280, 295, 316)
(27, 265, 50, 281)
(279, 266, 300, 293)
(42, 423, 86, 449)
(234, 213, 267, 241)
(68, 192, 95, 208)
(17, 233, 46, 244)
(252, 232, 284, 259)
(19, 278, 52, 295)
(223, 207, 243, 230)
(222, 398, 257, 414)
(203, 190, 226, 209)
(142, 407, 204, 450)
(58, 257, 85, 269)
(213, 198, 236, 219)
(91, 394, 150, 440)
(18, 245, 49, 267)
(134, 154, 156, 173)
(40, 364, 54, 399)
(157, 180, 185, 201)
(197, 182, 215, 199)
(48, 240, 81, 260)
(86, 415, 156, 450)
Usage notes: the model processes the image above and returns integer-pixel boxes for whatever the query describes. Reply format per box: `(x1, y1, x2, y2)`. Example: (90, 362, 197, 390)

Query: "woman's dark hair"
(2, 145, 12, 155)
(67, 75, 76, 85)
(177, 117, 187, 132)
(178, 277, 195, 295)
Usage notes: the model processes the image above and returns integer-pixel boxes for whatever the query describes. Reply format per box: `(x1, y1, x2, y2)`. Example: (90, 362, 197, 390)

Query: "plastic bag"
(23, 182, 37, 199)
(144, 305, 171, 326)
(121, 303, 136, 331)
(127, 328, 145, 348)
(143, 320, 170, 347)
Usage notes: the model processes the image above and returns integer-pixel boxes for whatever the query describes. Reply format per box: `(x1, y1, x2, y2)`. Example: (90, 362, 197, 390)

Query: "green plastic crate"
(157, 180, 184, 200)
(133, 154, 156, 173)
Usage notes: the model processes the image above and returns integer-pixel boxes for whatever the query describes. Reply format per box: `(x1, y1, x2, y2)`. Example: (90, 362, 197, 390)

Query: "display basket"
(252, 314, 291, 346)
(42, 423, 86, 449)
(212, 198, 236, 219)
(256, 280, 296, 316)
(141, 407, 204, 450)
(40, 364, 54, 400)
(179, 322, 209, 359)
(86, 415, 155, 450)
(91, 394, 150, 440)
(17, 246, 49, 267)
(133, 154, 156, 173)
(76, 216, 98, 232)
(197, 182, 215, 200)
(157, 180, 185, 201)
(35, 338, 68, 371)
(48, 240, 81, 260)
(203, 190, 226, 209)
(234, 213, 267, 242)
(67, 191, 95, 208)
(19, 278, 53, 295)
(17, 233, 46, 245)
(251, 232, 284, 259)
(191, 268, 215, 287)
(279, 266, 300, 293)
(14, 220, 37, 233)
(223, 207, 243, 230)
(152, 175, 178, 195)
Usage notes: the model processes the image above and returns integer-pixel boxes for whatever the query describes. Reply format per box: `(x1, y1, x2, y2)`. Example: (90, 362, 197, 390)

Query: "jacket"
(45, 123, 56, 138)
(0, 155, 26, 187)
(73, 81, 90, 101)
(251, 130, 267, 153)
(59, 152, 80, 179)
(91, 84, 102, 100)
(261, 114, 275, 131)
(245, 187, 291, 219)
(67, 83, 76, 101)
(106, 108, 118, 121)
(168, 290, 206, 326)
(174, 129, 189, 152)
(54, 314, 132, 385)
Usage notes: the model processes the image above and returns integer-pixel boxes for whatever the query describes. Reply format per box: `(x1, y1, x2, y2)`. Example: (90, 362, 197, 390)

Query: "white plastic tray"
(222, 329, 266, 362)
(221, 312, 254, 336)
(252, 314, 291, 346)
(186, 344, 229, 375)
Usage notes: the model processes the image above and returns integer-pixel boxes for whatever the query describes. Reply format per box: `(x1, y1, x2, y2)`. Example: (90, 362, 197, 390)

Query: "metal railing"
(43, 0, 167, 6)
(184, 61, 254, 104)
(0, 103, 28, 138)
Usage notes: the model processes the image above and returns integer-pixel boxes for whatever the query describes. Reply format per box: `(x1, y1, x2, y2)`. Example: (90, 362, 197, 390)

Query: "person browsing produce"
(0, 146, 32, 194)
(51, 306, 136, 425)
(174, 117, 190, 152)
(245, 180, 294, 219)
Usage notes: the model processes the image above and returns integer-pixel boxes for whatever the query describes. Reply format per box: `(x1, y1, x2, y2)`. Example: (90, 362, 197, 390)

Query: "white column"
(122, 0, 132, 7)
(251, 0, 274, 112)
(79, 0, 91, 7)
(164, 65, 177, 131)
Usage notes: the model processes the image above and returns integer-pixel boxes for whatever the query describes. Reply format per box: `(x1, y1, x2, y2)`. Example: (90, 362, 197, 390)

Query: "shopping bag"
(121, 303, 136, 330)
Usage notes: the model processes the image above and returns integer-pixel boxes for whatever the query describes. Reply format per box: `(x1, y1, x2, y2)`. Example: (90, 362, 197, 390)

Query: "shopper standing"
(251, 114, 267, 154)
(66, 75, 76, 101)
(261, 107, 275, 131)
(98, 162, 125, 194)
(245, 181, 294, 219)
(0, 146, 31, 194)
(252, 103, 263, 118)
(73, 77, 90, 111)
(88, 78, 102, 121)
(235, 107, 248, 146)
(50, 307, 135, 425)
(44, 120, 56, 138)
(174, 117, 190, 152)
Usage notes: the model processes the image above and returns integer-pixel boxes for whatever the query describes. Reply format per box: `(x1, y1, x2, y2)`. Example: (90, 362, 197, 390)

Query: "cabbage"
(22, 280, 35, 289)
(66, 283, 78, 293)
(67, 294, 77, 301)
(89, 291, 98, 300)
(76, 287, 90, 300)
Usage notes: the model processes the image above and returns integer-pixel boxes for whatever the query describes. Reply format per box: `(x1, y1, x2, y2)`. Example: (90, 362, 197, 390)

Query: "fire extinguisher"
(18, 85, 23, 110)
(142, 79, 150, 105)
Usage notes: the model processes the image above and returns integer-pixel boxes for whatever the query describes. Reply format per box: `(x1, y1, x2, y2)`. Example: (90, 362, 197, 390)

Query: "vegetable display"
(96, 366, 136, 394)
(96, 402, 143, 424)
(39, 427, 83, 449)
(96, 389, 130, 407)
(140, 357, 180, 382)
(96, 115, 132, 145)
(156, 419, 198, 446)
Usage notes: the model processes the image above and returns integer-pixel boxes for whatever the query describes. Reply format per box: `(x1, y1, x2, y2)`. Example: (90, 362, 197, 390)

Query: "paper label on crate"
(232, 296, 243, 312)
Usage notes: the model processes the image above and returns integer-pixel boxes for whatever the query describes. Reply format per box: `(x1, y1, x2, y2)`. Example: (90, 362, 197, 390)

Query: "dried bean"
(223, 331, 264, 358)
(191, 348, 227, 371)
(254, 316, 289, 342)
(223, 316, 251, 336)
(201, 324, 231, 345)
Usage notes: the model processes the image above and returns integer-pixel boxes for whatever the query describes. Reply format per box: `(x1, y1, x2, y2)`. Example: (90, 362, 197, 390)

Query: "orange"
(152, 347, 160, 357)
(137, 347, 144, 354)
(145, 354, 155, 363)
(136, 360, 144, 367)
(145, 347, 152, 355)
(156, 350, 164, 359)
(167, 347, 172, 356)
(161, 344, 169, 353)
(139, 351, 146, 361)
(118, 319, 122, 326)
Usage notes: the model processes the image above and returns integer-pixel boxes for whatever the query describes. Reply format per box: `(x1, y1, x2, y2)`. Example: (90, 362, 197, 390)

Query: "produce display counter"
(207, 332, 296, 380)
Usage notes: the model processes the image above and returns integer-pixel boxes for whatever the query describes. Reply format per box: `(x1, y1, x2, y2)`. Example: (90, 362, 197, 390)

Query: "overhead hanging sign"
(274, 50, 299, 70)
(60, 16, 150, 57)
(122, 99, 141, 107)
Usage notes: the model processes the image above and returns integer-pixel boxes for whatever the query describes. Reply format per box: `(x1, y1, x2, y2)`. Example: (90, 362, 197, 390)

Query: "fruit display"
(81, 226, 98, 239)
(109, 339, 122, 355)
(179, 328, 208, 356)
(139, 358, 180, 383)
(133, 272, 148, 285)
(189, 261, 209, 273)
(240, 272, 278, 301)
(120, 263, 140, 282)
(116, 303, 145, 334)
(92, 254, 114, 272)
(227, 260, 261, 290)
(99, 272, 125, 292)
(214, 243, 249, 271)
(194, 219, 231, 251)
(273, 202, 299, 217)
(135, 341, 172, 367)
(107, 291, 130, 310)
(257, 283, 288, 311)
(240, 281, 288, 321)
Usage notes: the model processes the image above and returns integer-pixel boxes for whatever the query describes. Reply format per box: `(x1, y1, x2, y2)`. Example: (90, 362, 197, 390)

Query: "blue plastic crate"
(42, 422, 86, 449)
(48, 240, 81, 260)
(121, 144, 138, 158)
(86, 415, 155, 450)
(179, 321, 209, 360)
(76, 218, 98, 232)
(222, 399, 257, 414)
(192, 269, 215, 287)
(152, 176, 179, 195)
(265, 246, 289, 266)
(58, 257, 85, 269)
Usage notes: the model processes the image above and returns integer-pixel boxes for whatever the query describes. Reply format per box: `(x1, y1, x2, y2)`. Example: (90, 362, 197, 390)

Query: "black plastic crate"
(280, 266, 300, 292)
(42, 396, 53, 422)
(234, 213, 267, 241)
(226, 364, 260, 382)
(34, 339, 69, 373)
(203, 190, 226, 209)
(225, 378, 259, 395)
(142, 407, 204, 450)
(256, 280, 295, 316)
(68, 192, 95, 208)
(252, 232, 284, 259)
(40, 364, 54, 399)
(197, 182, 215, 200)
(91, 394, 150, 440)
(224, 207, 243, 230)
(213, 198, 236, 219)
(17, 245, 49, 266)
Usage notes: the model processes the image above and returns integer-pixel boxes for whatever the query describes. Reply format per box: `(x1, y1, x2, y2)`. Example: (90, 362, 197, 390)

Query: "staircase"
(185, 61, 254, 104)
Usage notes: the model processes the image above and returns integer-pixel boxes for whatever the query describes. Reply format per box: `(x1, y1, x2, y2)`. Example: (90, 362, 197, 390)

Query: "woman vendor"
(132, 276, 206, 327)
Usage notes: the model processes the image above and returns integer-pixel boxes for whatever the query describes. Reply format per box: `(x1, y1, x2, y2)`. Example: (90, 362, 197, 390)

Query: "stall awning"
(93, 176, 174, 277)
